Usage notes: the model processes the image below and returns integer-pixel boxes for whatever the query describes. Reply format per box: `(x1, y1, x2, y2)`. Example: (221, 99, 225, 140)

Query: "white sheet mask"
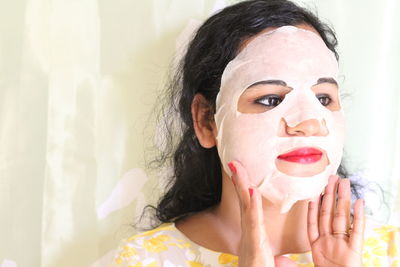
(214, 26, 345, 213)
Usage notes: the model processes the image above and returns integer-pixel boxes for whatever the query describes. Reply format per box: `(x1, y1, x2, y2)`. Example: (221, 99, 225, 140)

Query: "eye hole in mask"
(311, 78, 341, 112)
(237, 78, 341, 114)
(237, 80, 292, 114)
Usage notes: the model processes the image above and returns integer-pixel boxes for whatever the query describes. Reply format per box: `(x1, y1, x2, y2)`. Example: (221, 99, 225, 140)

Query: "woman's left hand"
(307, 175, 365, 267)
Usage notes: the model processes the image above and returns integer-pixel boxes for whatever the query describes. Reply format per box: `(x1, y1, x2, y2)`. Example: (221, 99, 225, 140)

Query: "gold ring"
(332, 231, 350, 237)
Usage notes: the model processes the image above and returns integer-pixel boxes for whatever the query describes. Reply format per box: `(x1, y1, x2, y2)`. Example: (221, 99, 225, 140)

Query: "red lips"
(277, 147, 323, 164)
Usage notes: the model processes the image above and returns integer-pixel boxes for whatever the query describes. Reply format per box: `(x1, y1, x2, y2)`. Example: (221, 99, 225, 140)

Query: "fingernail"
(228, 162, 237, 174)
(248, 188, 253, 197)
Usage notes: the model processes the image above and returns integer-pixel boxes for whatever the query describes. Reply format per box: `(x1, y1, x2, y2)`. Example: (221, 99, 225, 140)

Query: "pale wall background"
(0, 0, 399, 266)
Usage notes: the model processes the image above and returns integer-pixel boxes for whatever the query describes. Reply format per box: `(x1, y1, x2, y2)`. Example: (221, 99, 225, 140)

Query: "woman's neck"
(211, 173, 312, 256)
(175, 173, 313, 256)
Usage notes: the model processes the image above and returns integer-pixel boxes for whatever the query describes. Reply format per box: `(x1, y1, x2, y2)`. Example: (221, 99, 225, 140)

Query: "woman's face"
(214, 24, 345, 212)
(236, 23, 340, 177)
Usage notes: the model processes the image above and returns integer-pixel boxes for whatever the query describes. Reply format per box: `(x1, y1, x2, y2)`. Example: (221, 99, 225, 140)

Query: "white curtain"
(0, 0, 398, 266)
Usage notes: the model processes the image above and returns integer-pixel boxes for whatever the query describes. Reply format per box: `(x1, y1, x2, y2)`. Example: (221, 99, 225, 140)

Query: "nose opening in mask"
(279, 118, 330, 137)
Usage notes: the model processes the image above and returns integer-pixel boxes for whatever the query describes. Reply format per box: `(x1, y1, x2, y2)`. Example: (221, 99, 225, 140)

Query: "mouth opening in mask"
(275, 146, 331, 177)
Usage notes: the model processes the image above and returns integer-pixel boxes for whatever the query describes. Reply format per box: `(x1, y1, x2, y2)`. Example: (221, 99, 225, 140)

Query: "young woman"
(112, 0, 399, 266)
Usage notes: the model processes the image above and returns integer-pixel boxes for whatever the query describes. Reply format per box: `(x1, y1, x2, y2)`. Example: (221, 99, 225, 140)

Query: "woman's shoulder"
(111, 222, 222, 267)
(111, 222, 186, 266)
(110, 217, 399, 267)
(360, 216, 399, 266)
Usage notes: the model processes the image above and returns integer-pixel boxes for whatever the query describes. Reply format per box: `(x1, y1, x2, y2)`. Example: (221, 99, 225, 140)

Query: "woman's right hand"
(229, 160, 297, 267)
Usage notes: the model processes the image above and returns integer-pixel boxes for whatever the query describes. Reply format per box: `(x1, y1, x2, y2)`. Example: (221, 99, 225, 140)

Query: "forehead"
(216, 26, 340, 112)
(238, 23, 319, 52)
(220, 26, 338, 92)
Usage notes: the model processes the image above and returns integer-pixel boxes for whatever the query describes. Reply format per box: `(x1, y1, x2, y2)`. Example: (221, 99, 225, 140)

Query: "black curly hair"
(137, 0, 365, 230)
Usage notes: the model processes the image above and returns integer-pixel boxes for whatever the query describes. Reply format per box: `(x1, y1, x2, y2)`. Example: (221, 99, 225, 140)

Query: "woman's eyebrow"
(246, 80, 290, 89)
(315, 77, 338, 86)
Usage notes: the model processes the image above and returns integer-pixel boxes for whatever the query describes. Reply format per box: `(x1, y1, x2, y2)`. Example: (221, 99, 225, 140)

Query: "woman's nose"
(285, 118, 328, 137)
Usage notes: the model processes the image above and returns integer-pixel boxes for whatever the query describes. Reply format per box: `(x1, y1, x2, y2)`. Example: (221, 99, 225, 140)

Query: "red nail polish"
(248, 188, 253, 197)
(228, 162, 237, 174)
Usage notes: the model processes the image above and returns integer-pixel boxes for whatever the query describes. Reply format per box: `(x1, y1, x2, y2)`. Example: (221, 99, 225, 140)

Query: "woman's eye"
(316, 94, 331, 106)
(255, 94, 283, 107)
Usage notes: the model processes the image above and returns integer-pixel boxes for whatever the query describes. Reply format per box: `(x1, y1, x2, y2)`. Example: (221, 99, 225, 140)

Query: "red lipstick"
(277, 147, 322, 164)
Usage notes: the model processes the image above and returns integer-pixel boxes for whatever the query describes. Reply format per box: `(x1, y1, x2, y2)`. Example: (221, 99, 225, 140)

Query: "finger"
(350, 199, 365, 251)
(249, 187, 269, 251)
(249, 188, 276, 267)
(319, 175, 339, 236)
(332, 176, 340, 212)
(332, 178, 351, 234)
(252, 187, 264, 232)
(232, 163, 274, 263)
(229, 160, 255, 242)
(229, 161, 250, 211)
(234, 160, 260, 222)
(307, 195, 320, 244)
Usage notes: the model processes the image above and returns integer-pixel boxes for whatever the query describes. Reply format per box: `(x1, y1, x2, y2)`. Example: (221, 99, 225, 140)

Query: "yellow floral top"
(111, 216, 399, 267)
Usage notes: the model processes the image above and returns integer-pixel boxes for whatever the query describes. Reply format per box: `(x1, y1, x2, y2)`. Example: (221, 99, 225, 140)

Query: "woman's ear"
(191, 93, 217, 148)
